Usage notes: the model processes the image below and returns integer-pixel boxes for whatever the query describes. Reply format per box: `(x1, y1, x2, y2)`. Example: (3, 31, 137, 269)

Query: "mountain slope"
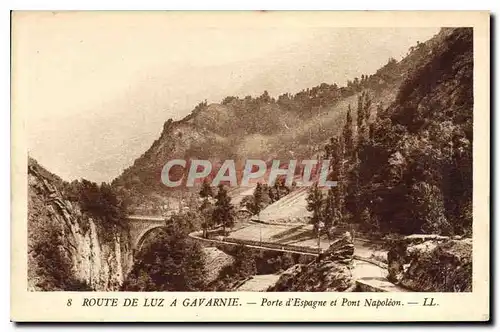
(340, 27, 473, 235)
(112, 29, 448, 213)
(248, 28, 473, 230)
(28, 158, 133, 290)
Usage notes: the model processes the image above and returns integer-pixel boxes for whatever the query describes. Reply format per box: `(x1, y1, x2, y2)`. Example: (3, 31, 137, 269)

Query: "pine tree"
(327, 137, 344, 222)
(183, 241, 207, 290)
(232, 245, 257, 279)
(356, 93, 369, 151)
(248, 182, 264, 215)
(356, 94, 364, 130)
(324, 137, 335, 159)
(363, 94, 372, 123)
(346, 93, 373, 226)
(271, 177, 290, 202)
(342, 105, 354, 160)
(199, 179, 214, 238)
(409, 182, 452, 235)
(199, 178, 213, 198)
(199, 198, 214, 238)
(212, 184, 235, 235)
(345, 154, 361, 223)
(306, 182, 324, 234)
(322, 187, 337, 233)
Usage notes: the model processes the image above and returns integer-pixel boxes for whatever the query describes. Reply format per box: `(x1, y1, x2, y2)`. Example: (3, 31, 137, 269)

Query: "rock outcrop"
(202, 247, 235, 284)
(28, 158, 132, 291)
(268, 232, 355, 291)
(387, 234, 472, 292)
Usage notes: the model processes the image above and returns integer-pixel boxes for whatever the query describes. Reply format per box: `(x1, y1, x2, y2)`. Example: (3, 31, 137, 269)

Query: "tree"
(356, 93, 370, 154)
(31, 221, 92, 291)
(306, 182, 324, 234)
(122, 226, 207, 291)
(325, 137, 344, 221)
(409, 182, 452, 235)
(342, 105, 354, 160)
(166, 211, 203, 236)
(74, 179, 128, 235)
(221, 96, 238, 105)
(248, 183, 264, 216)
(212, 184, 235, 235)
(448, 132, 472, 234)
(363, 94, 372, 123)
(209, 245, 257, 290)
(199, 198, 214, 238)
(199, 179, 215, 238)
(232, 245, 257, 278)
(258, 90, 272, 103)
(344, 154, 361, 223)
(324, 137, 335, 159)
(183, 241, 208, 290)
(357, 94, 364, 130)
(322, 187, 337, 232)
(199, 179, 214, 198)
(269, 177, 290, 203)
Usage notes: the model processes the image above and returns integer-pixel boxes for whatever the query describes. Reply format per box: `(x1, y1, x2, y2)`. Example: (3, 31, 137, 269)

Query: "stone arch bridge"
(127, 215, 169, 252)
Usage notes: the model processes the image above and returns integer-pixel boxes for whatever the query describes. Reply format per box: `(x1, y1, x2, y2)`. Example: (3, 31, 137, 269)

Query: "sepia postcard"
(10, 11, 490, 322)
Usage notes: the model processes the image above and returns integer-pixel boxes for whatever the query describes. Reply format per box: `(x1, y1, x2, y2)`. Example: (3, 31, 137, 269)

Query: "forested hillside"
(307, 28, 473, 236)
(112, 27, 473, 293)
(112, 28, 448, 213)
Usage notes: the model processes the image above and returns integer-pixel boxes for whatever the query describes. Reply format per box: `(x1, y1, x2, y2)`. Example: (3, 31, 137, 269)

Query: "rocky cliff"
(28, 158, 132, 291)
(387, 234, 472, 292)
(268, 233, 355, 291)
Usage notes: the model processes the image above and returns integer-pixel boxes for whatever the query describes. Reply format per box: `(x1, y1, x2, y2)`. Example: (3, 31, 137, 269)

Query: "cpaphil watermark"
(161, 159, 337, 188)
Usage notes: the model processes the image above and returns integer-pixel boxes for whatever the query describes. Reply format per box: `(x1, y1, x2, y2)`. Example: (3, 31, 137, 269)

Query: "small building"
(237, 206, 253, 220)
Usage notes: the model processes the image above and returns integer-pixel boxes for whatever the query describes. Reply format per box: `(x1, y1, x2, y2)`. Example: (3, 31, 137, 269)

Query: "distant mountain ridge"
(111, 28, 450, 213)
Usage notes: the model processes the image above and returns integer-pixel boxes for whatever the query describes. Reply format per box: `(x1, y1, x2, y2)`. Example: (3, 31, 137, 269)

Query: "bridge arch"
(134, 226, 167, 252)
(127, 215, 168, 252)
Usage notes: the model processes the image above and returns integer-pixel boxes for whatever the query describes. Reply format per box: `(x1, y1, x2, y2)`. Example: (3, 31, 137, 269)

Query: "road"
(188, 230, 406, 292)
(127, 215, 167, 222)
(128, 215, 405, 292)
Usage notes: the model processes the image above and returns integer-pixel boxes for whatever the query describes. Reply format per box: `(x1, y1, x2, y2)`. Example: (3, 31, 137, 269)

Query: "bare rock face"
(387, 235, 472, 292)
(28, 158, 132, 291)
(268, 232, 355, 291)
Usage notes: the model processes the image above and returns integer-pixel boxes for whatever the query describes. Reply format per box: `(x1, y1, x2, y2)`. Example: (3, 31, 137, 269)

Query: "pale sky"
(12, 12, 439, 183)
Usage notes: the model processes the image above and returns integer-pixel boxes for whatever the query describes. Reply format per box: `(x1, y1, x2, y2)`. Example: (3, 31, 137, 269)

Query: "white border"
(3, 1, 498, 330)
